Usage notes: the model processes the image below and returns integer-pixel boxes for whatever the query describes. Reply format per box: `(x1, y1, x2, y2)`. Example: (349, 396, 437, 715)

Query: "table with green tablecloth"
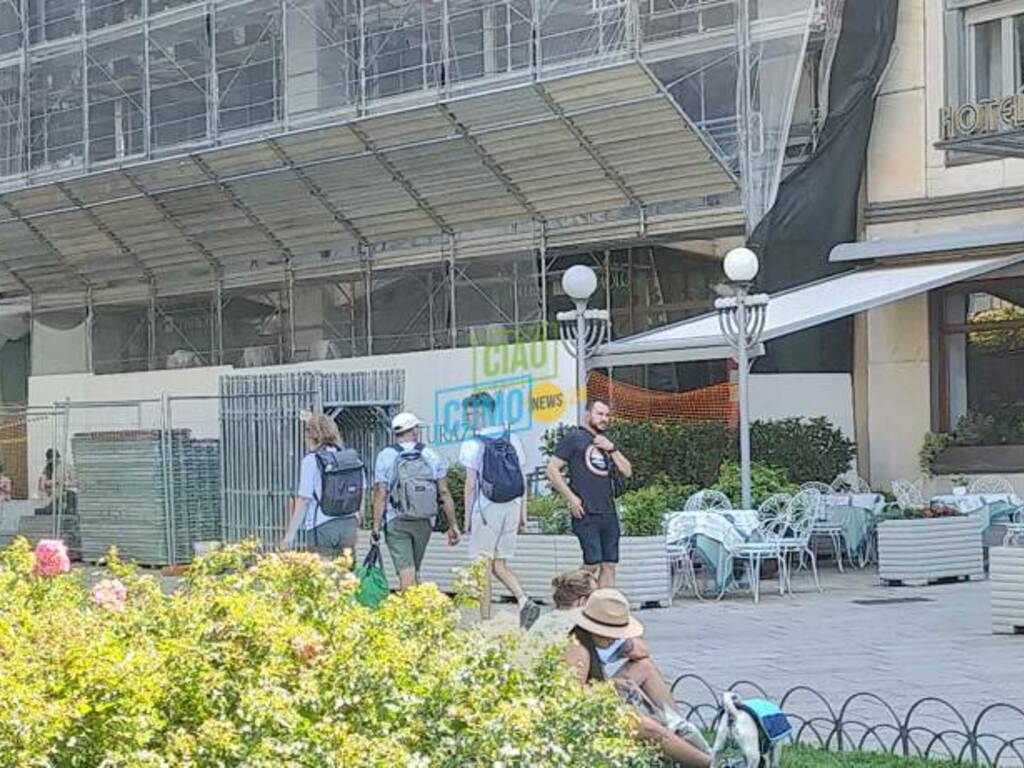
(821, 493, 885, 561)
(667, 510, 760, 593)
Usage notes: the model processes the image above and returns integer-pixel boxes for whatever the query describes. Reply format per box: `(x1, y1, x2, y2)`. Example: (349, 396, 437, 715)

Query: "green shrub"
(434, 466, 466, 532)
(711, 460, 799, 508)
(618, 484, 696, 536)
(953, 406, 1024, 446)
(544, 417, 853, 489)
(0, 538, 657, 767)
(918, 432, 952, 477)
(527, 493, 571, 534)
(750, 417, 855, 484)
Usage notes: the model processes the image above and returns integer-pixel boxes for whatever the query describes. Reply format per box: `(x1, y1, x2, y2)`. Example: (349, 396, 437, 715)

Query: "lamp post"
(716, 247, 769, 510)
(557, 265, 610, 425)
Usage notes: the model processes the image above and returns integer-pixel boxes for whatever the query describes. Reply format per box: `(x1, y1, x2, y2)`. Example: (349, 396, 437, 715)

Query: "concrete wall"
(749, 373, 855, 439)
(866, 294, 932, 488)
(28, 343, 578, 476)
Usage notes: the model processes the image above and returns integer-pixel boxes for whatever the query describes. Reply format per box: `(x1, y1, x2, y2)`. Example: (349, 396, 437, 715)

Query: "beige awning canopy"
(592, 251, 1024, 367)
(0, 61, 739, 303)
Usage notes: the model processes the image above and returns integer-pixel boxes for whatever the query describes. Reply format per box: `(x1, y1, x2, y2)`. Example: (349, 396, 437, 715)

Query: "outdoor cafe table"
(821, 493, 885, 561)
(930, 493, 1022, 533)
(668, 509, 760, 593)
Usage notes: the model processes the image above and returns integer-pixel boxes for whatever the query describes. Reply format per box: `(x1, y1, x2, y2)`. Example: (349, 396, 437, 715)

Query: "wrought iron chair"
(665, 512, 702, 601)
(801, 481, 833, 495)
(683, 490, 732, 512)
(757, 493, 792, 523)
(892, 479, 927, 511)
(969, 475, 1015, 496)
(831, 473, 872, 494)
(777, 489, 824, 594)
(725, 514, 790, 604)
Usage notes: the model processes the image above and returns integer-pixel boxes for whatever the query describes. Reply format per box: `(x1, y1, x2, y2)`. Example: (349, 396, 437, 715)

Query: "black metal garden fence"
(671, 674, 1024, 766)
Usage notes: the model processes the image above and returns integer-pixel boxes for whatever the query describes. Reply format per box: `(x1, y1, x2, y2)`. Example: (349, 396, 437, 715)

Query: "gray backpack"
(389, 443, 439, 521)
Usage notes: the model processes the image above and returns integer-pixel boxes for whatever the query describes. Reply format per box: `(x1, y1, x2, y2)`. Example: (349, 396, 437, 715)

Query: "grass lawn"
(783, 744, 965, 768)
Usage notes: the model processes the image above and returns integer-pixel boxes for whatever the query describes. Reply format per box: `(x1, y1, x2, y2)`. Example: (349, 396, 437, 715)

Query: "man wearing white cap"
(371, 412, 459, 590)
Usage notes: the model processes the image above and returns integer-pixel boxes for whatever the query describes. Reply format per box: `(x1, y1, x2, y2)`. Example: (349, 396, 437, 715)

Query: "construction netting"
(587, 371, 737, 427)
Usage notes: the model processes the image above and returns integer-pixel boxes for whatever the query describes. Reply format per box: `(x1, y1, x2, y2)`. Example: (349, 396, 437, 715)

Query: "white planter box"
(377, 533, 672, 608)
(991, 546, 1024, 635)
(877, 516, 984, 586)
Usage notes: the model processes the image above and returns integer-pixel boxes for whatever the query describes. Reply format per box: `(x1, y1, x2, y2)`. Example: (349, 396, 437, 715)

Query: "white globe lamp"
(562, 265, 598, 301)
(723, 247, 760, 284)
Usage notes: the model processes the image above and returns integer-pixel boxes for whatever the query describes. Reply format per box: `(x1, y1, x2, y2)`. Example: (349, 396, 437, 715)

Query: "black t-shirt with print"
(553, 427, 616, 515)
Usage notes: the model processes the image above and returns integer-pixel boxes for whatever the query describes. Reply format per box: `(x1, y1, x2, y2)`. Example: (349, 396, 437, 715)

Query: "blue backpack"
(477, 428, 525, 503)
(738, 699, 792, 750)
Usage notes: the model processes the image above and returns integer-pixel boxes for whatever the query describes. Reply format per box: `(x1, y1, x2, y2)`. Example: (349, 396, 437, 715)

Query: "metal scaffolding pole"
(737, 0, 753, 237)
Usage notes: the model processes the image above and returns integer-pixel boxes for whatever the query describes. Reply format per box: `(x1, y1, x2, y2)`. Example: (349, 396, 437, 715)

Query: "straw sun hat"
(570, 588, 644, 640)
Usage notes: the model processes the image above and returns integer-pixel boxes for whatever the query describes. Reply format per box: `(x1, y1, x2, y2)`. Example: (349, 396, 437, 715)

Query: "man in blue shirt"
(372, 412, 460, 590)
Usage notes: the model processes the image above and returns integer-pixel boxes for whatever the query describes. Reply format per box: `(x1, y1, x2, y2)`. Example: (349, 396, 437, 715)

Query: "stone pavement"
(633, 566, 1024, 739)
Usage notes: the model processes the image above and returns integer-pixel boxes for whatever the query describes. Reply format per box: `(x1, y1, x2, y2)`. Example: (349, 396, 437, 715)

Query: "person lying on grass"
(564, 588, 713, 768)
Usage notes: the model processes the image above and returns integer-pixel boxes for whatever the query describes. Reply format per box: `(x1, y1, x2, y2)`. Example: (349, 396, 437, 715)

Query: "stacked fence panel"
(73, 430, 221, 565)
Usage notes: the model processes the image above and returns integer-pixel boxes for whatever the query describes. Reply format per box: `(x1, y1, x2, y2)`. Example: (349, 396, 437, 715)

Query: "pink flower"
(33, 539, 70, 577)
(91, 579, 128, 612)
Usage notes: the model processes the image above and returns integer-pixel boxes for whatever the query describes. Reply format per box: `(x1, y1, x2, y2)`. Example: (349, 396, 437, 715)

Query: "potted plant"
(877, 504, 984, 586)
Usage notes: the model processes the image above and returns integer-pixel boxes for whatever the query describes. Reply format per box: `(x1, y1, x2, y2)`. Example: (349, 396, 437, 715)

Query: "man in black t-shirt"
(545, 399, 633, 588)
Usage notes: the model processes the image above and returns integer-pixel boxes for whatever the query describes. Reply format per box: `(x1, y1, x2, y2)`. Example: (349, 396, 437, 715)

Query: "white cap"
(391, 412, 422, 433)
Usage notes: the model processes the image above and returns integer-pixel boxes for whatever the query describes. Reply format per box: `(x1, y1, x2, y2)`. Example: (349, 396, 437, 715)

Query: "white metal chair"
(892, 479, 927, 511)
(969, 475, 1015, 496)
(778, 489, 824, 594)
(726, 515, 790, 604)
(665, 512, 702, 600)
(683, 490, 732, 512)
(801, 481, 833, 495)
(757, 493, 792, 523)
(831, 473, 872, 494)
(811, 505, 848, 573)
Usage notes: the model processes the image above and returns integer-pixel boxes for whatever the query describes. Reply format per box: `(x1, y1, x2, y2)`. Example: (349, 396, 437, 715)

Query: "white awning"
(591, 253, 1024, 367)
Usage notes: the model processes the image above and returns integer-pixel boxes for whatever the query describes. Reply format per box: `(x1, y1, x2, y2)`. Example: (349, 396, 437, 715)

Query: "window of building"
(936, 278, 1024, 441)
(963, 1, 1024, 100)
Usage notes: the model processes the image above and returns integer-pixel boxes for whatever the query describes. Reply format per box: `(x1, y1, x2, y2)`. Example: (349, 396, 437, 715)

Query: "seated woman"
(0, 463, 11, 501)
(565, 588, 712, 768)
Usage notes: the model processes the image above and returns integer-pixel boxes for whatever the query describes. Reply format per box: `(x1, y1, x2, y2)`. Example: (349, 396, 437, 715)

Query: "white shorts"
(469, 499, 521, 561)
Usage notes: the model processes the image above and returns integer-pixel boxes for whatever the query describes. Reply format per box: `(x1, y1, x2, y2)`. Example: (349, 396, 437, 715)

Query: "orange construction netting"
(587, 371, 738, 427)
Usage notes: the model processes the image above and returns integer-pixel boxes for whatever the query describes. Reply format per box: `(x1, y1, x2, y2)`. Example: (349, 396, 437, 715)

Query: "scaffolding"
(0, 0, 842, 377)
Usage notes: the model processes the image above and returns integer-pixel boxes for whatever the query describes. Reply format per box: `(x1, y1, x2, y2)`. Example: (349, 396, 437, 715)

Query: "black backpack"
(314, 447, 364, 518)
(478, 428, 525, 503)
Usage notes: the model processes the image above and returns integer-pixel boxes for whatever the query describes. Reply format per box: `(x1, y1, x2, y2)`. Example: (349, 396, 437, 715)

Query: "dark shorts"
(571, 512, 620, 565)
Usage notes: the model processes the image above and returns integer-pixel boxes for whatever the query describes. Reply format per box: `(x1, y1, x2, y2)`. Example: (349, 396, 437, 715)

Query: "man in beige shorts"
(459, 391, 539, 628)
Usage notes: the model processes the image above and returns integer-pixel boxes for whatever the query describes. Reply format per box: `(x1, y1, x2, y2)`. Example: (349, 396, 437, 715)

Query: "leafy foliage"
(526, 493, 571, 535)
(750, 418, 855, 484)
(918, 432, 952, 477)
(0, 538, 657, 767)
(544, 417, 854, 489)
(618, 484, 696, 536)
(711, 461, 799, 508)
(967, 306, 1024, 353)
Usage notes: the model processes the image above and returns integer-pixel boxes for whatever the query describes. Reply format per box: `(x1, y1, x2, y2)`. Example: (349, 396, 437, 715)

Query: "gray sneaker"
(519, 599, 541, 629)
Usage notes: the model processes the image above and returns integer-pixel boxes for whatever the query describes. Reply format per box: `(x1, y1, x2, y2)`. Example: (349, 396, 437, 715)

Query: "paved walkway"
(634, 567, 1024, 741)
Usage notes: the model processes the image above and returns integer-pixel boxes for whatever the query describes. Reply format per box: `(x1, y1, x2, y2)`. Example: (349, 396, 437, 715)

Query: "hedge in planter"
(0, 538, 658, 767)
(542, 417, 854, 489)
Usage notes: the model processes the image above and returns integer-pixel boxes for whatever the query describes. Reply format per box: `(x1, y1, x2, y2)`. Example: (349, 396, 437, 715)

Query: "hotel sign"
(940, 95, 1024, 141)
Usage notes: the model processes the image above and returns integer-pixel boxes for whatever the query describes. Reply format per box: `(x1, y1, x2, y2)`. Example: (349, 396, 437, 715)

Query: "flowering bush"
(0, 537, 657, 767)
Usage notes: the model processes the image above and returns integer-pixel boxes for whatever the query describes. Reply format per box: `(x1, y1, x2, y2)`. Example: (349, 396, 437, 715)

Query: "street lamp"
(557, 265, 610, 424)
(716, 247, 769, 510)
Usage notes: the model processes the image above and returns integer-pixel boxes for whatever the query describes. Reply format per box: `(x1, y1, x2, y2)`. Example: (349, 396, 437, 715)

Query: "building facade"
(858, 0, 1024, 486)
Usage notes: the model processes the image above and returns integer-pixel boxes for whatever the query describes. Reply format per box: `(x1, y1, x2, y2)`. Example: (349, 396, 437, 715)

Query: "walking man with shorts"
(459, 392, 540, 628)
(546, 399, 632, 588)
(372, 412, 460, 590)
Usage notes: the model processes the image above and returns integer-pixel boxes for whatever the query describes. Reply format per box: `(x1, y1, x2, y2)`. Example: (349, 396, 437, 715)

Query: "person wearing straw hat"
(565, 589, 713, 768)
